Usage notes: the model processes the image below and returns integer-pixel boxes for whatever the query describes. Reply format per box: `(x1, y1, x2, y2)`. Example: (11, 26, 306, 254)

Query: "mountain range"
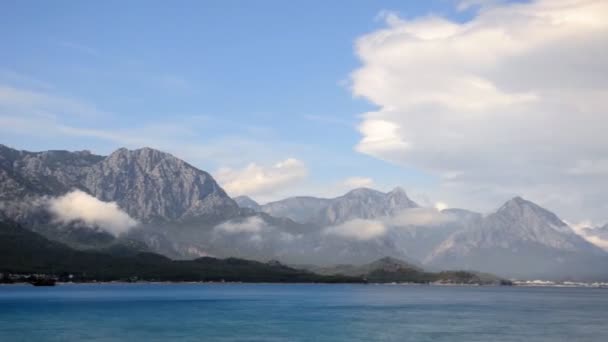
(1, 144, 608, 280)
(236, 186, 418, 226)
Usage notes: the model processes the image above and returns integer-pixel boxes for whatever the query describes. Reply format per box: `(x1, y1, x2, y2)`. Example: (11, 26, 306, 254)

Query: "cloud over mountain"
(215, 216, 268, 234)
(351, 0, 608, 222)
(323, 219, 387, 240)
(47, 190, 137, 236)
(216, 158, 307, 198)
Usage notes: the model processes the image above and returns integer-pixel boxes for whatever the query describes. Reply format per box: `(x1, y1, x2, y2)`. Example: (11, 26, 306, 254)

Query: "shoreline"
(2, 281, 607, 288)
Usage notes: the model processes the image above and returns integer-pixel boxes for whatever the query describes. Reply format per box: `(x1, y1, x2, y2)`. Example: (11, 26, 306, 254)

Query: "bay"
(1, 284, 607, 341)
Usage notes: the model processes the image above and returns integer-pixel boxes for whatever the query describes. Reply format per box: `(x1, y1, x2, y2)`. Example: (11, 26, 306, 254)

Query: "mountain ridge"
(2, 144, 608, 280)
(425, 196, 607, 279)
(237, 186, 418, 226)
(0, 144, 239, 223)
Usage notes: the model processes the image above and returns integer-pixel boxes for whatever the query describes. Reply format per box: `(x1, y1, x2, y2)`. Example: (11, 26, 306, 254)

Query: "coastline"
(2, 281, 607, 288)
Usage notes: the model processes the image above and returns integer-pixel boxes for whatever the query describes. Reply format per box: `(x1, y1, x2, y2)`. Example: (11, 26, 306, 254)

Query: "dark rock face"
(82, 148, 238, 221)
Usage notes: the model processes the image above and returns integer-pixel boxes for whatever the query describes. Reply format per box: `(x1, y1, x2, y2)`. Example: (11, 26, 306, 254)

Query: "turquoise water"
(1, 284, 607, 341)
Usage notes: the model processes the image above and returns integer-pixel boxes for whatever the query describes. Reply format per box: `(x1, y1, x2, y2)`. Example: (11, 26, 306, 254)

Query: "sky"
(1, 0, 607, 225)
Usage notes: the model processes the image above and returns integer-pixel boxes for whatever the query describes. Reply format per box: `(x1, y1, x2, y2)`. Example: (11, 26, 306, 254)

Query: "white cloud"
(216, 158, 308, 198)
(47, 190, 137, 236)
(351, 0, 608, 222)
(434, 202, 448, 211)
(323, 219, 387, 240)
(355, 119, 409, 160)
(214, 216, 268, 234)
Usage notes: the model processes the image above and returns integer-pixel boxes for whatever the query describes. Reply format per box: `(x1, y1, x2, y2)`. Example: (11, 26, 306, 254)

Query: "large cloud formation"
(351, 0, 608, 222)
(47, 190, 137, 236)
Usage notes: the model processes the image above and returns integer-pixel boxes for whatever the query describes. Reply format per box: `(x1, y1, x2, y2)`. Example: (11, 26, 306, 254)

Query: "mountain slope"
(426, 197, 608, 279)
(83, 147, 238, 221)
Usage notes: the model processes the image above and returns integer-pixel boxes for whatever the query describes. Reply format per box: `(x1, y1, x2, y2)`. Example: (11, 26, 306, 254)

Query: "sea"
(1, 283, 607, 341)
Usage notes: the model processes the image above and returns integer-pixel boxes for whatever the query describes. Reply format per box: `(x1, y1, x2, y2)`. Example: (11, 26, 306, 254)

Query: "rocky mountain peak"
(386, 186, 418, 208)
(105, 147, 182, 171)
(496, 196, 568, 230)
(389, 186, 406, 195)
(500, 196, 530, 209)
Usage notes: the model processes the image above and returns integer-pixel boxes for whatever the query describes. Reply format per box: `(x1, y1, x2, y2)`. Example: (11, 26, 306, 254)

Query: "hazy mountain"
(319, 187, 418, 225)
(252, 187, 418, 226)
(426, 197, 608, 279)
(383, 208, 480, 263)
(234, 196, 261, 211)
(259, 196, 332, 224)
(441, 208, 483, 222)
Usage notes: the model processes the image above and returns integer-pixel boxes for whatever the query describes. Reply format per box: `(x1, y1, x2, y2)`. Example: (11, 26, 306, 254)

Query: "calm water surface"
(1, 284, 607, 341)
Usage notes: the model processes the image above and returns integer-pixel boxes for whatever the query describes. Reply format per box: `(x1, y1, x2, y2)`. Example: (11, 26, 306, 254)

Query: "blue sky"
(2, 0, 607, 223)
(1, 1, 469, 199)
